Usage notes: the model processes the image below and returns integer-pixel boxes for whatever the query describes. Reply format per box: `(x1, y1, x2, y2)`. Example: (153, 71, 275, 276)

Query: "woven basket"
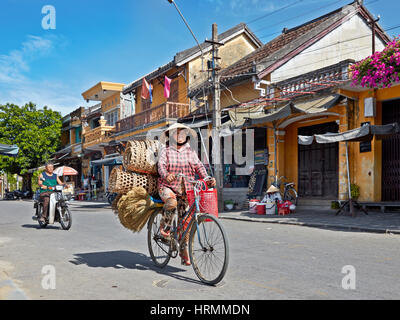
(123, 140, 160, 175)
(109, 167, 158, 195)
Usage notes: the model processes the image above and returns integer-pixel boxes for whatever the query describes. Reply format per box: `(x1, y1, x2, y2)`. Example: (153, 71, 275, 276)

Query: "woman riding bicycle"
(157, 123, 216, 266)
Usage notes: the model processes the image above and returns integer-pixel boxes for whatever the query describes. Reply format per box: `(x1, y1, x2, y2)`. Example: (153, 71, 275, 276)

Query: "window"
(105, 110, 118, 126)
(75, 127, 82, 143)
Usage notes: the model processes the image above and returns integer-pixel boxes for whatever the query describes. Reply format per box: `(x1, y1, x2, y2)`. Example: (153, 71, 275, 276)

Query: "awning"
(0, 143, 19, 157)
(248, 94, 344, 126)
(91, 156, 123, 166)
(293, 94, 344, 114)
(298, 123, 400, 145)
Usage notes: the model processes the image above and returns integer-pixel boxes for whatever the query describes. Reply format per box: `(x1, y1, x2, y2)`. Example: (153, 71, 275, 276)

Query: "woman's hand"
(166, 174, 176, 184)
(206, 177, 216, 187)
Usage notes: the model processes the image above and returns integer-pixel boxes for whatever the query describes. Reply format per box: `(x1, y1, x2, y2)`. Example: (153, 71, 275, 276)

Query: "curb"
(218, 215, 400, 235)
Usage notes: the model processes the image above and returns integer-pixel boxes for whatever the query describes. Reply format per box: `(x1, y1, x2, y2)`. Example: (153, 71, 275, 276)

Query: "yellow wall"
(102, 93, 120, 113)
(135, 66, 189, 114)
(188, 34, 259, 91)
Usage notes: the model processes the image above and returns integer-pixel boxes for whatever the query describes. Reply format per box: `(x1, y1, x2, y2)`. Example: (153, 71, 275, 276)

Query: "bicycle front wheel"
(147, 210, 171, 268)
(189, 214, 229, 285)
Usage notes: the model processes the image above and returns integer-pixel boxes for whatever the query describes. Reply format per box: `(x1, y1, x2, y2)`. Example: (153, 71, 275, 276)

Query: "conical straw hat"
(267, 185, 280, 193)
(159, 123, 197, 145)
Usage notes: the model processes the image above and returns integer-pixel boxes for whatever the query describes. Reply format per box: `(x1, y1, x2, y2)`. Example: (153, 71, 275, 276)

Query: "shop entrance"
(298, 122, 339, 198)
(382, 99, 400, 201)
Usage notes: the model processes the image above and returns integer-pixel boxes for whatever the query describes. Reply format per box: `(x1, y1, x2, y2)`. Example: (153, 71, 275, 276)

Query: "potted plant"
(224, 199, 234, 211)
(351, 184, 360, 200)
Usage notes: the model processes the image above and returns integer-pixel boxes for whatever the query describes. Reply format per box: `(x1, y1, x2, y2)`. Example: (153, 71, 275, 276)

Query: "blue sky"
(0, 0, 399, 116)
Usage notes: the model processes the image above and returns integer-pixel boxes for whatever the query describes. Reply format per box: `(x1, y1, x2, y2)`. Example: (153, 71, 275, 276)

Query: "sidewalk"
(67, 200, 400, 234)
(219, 206, 400, 234)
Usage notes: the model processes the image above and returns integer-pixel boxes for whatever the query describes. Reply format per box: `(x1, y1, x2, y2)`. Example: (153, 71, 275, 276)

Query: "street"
(1, 200, 400, 300)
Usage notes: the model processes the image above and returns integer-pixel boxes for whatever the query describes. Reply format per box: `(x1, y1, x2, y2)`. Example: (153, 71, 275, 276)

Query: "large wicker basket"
(123, 140, 160, 175)
(109, 167, 158, 195)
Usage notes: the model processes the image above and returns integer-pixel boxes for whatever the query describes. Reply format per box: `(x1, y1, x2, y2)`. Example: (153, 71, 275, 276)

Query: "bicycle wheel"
(284, 188, 298, 205)
(147, 210, 171, 268)
(189, 214, 229, 285)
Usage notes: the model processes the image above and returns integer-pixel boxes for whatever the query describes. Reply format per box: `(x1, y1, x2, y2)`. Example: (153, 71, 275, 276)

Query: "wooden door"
(382, 100, 400, 201)
(298, 122, 339, 198)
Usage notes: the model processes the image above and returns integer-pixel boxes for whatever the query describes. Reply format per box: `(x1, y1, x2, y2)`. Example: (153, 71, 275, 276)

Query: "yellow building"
(114, 23, 263, 142)
(80, 81, 126, 198)
(187, 1, 392, 206)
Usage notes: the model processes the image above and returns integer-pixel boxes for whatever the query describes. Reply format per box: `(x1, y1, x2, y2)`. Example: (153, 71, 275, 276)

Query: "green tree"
(0, 102, 62, 190)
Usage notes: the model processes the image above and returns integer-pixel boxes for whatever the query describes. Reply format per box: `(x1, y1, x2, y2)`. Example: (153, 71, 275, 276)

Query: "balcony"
(115, 102, 190, 133)
(83, 121, 115, 150)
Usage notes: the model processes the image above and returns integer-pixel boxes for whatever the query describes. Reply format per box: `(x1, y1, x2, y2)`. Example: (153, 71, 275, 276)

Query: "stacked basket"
(109, 139, 162, 232)
(109, 139, 161, 196)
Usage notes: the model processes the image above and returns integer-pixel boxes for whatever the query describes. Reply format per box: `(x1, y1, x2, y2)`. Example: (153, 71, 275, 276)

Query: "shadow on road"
(21, 224, 60, 230)
(69, 250, 205, 286)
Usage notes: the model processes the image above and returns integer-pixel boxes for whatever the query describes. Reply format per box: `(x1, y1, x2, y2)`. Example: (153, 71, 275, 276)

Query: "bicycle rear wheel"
(284, 188, 298, 205)
(147, 210, 171, 268)
(189, 214, 229, 285)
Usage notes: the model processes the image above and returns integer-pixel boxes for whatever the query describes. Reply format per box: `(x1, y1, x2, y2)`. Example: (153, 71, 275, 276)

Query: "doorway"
(382, 99, 400, 201)
(298, 122, 339, 198)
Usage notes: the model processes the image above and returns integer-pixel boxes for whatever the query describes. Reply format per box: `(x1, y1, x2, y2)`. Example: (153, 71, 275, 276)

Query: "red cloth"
(157, 143, 208, 194)
(141, 78, 150, 100)
(164, 76, 171, 99)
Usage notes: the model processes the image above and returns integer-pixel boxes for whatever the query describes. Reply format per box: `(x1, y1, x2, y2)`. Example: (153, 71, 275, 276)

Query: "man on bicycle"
(157, 123, 215, 266)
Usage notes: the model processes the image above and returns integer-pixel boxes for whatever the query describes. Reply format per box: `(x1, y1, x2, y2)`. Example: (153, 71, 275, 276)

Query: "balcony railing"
(115, 102, 190, 133)
(83, 125, 114, 148)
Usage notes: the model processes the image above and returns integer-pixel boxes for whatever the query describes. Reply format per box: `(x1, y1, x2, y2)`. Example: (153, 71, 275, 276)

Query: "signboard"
(360, 122, 371, 153)
(254, 149, 269, 165)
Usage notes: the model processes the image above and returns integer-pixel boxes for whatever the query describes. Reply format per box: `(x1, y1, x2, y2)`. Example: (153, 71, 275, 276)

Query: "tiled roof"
(123, 23, 262, 95)
(189, 1, 390, 97)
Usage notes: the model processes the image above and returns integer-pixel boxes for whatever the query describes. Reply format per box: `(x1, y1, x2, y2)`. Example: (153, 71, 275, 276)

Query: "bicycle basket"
(186, 189, 218, 217)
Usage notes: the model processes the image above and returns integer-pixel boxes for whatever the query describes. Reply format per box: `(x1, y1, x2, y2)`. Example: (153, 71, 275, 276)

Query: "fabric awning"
(0, 143, 19, 157)
(248, 94, 344, 126)
(298, 123, 400, 145)
(91, 156, 123, 166)
(293, 94, 344, 114)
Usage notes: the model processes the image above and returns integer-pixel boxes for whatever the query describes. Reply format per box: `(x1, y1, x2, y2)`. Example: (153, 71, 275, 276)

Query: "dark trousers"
(40, 192, 52, 218)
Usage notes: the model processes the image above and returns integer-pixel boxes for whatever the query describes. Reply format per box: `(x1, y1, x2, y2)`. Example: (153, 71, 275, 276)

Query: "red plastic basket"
(187, 188, 218, 218)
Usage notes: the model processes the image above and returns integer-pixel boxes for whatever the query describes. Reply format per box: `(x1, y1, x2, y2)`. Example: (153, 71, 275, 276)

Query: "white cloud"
(0, 35, 80, 116)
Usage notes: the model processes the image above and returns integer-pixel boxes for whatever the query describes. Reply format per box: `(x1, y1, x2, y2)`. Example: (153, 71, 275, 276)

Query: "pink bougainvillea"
(350, 37, 400, 89)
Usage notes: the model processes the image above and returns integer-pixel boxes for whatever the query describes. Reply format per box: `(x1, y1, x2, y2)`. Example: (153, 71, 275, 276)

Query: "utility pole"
(369, 15, 380, 54)
(208, 23, 224, 211)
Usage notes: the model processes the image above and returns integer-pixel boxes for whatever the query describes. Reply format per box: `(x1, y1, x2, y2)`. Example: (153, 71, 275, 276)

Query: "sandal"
(179, 249, 191, 266)
(160, 227, 171, 239)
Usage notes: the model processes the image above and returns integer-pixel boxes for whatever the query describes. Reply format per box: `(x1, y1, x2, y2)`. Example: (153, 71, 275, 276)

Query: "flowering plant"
(350, 37, 400, 88)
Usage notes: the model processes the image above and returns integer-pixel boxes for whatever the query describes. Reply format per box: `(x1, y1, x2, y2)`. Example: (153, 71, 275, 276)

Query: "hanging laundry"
(164, 76, 172, 99)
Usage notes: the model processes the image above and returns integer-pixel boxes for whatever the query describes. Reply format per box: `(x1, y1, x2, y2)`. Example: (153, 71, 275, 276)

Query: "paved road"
(0, 200, 399, 300)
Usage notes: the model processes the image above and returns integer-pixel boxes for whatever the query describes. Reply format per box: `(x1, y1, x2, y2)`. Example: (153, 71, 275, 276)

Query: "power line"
(247, 0, 304, 25)
(256, 0, 380, 40)
(254, 0, 346, 34)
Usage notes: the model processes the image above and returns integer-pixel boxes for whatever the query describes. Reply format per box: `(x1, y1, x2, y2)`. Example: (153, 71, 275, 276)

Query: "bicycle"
(270, 176, 298, 205)
(147, 174, 229, 285)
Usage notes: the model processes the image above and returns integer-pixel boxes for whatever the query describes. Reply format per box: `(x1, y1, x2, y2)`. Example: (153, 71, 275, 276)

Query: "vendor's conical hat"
(267, 185, 280, 193)
(159, 123, 197, 145)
